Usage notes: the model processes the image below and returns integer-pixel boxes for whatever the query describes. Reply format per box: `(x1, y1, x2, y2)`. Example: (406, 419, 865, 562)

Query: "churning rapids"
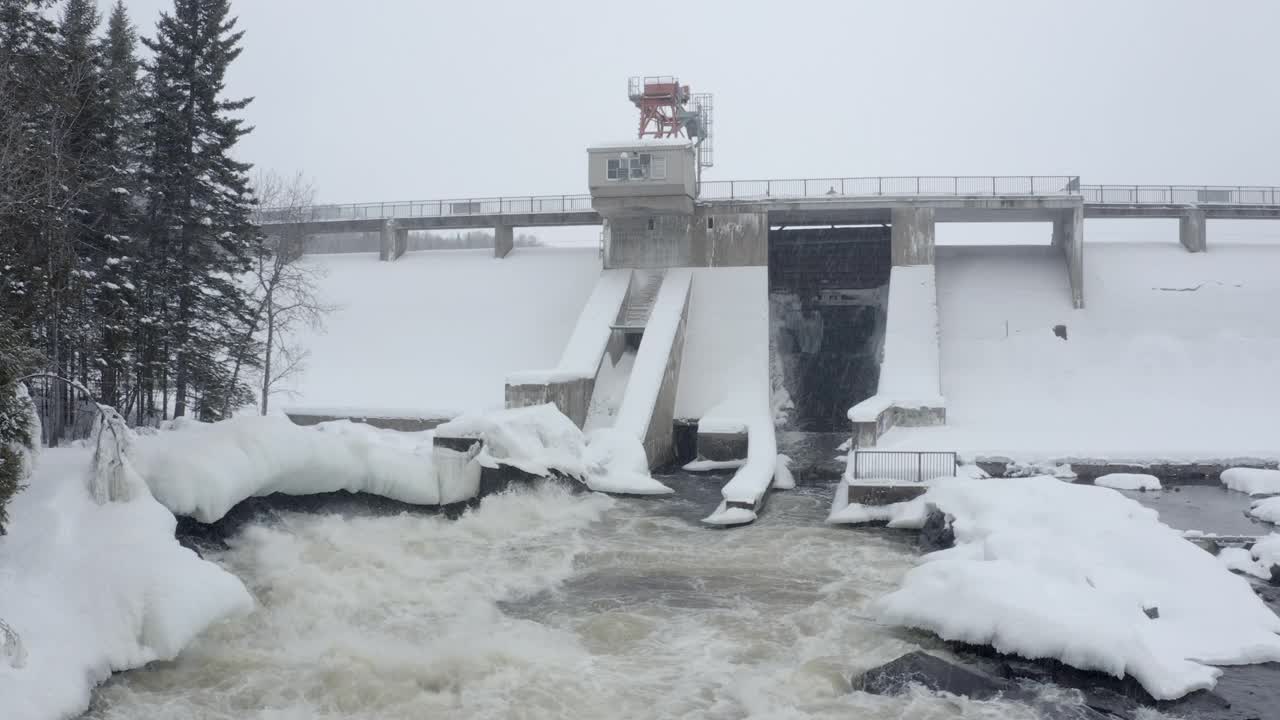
(85, 476, 1115, 720)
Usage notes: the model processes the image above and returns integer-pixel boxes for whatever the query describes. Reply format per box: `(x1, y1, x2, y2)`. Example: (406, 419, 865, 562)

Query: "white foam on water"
(86, 484, 1101, 719)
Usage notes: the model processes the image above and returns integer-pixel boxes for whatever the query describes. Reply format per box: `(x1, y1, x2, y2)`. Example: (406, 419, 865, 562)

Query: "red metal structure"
(629, 76, 695, 139)
(627, 76, 714, 169)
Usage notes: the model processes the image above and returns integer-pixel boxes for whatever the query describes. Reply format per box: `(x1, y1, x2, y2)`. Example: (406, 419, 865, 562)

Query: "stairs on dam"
(611, 269, 664, 334)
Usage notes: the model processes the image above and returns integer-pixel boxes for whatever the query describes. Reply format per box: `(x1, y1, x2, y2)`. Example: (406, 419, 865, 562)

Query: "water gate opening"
(769, 226, 890, 433)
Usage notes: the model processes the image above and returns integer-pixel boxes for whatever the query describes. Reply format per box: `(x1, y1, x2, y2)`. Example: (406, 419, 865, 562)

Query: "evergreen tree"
(141, 0, 257, 419)
(0, 320, 42, 535)
(94, 1, 146, 412)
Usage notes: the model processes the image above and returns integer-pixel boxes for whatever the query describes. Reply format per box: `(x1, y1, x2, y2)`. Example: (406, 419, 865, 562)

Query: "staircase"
(611, 269, 665, 334)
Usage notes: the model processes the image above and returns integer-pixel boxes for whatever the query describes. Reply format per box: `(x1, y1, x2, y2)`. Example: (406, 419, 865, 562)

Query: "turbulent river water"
(86, 475, 1134, 720)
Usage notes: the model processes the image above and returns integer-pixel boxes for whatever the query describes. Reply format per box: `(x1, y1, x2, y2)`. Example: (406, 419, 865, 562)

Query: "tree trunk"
(260, 303, 274, 415)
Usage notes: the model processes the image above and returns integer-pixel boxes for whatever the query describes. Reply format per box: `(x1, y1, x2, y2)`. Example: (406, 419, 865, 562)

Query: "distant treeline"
(306, 230, 543, 255)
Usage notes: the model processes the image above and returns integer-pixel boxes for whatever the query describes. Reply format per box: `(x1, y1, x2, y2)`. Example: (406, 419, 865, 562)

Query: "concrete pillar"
(1057, 206, 1085, 309)
(378, 219, 395, 261)
(1179, 209, 1207, 253)
(494, 224, 514, 259)
(393, 227, 408, 260)
(890, 207, 935, 265)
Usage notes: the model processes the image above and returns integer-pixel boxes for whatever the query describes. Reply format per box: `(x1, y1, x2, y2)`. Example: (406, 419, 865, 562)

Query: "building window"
(647, 218, 655, 231)
(707, 216, 714, 229)
(607, 153, 663, 181)
(651, 156, 667, 180)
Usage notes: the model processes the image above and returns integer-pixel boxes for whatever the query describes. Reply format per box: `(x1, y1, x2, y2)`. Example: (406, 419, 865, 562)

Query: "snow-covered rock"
(1095, 473, 1162, 491)
(1248, 496, 1280, 525)
(132, 415, 440, 523)
(1218, 535, 1280, 580)
(0, 448, 252, 720)
(1221, 468, 1280, 496)
(869, 476, 1280, 700)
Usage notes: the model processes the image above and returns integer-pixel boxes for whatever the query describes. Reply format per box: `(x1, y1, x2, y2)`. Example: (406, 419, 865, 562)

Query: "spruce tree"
(142, 0, 257, 419)
(94, 1, 146, 411)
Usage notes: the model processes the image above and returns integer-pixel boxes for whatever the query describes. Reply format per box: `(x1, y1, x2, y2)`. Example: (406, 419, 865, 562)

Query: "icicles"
(0, 619, 25, 669)
(87, 404, 143, 504)
(773, 453, 795, 490)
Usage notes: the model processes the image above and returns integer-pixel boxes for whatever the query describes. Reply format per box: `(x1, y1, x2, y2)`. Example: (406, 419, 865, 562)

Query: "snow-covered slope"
(287, 247, 600, 416)
(881, 242, 1280, 461)
(674, 267, 770, 420)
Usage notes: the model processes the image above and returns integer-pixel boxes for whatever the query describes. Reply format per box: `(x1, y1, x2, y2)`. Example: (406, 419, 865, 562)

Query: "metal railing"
(1079, 185, 1280, 206)
(260, 194, 595, 224)
(698, 176, 1080, 201)
(850, 450, 957, 484)
(262, 179, 1280, 225)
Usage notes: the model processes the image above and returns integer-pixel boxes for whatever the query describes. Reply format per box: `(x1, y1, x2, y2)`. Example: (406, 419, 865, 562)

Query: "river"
(86, 475, 1120, 719)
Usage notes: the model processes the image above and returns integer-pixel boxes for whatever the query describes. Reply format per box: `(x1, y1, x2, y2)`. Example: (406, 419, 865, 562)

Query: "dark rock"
(920, 508, 954, 552)
(1079, 687, 1140, 719)
(854, 651, 1012, 700)
(1143, 606, 1159, 619)
(1054, 324, 1068, 340)
(1269, 564, 1280, 587)
(855, 651, 1113, 719)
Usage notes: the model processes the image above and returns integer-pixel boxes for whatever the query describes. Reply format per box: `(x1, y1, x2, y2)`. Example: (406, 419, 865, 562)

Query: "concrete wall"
(504, 377, 594, 428)
(378, 220, 395, 261)
(605, 214, 694, 269)
(638, 278, 691, 467)
(1051, 206, 1085, 308)
(890, 207, 936, 265)
(495, 224, 514, 258)
(691, 209, 768, 267)
(1179, 209, 1207, 253)
(286, 411, 450, 432)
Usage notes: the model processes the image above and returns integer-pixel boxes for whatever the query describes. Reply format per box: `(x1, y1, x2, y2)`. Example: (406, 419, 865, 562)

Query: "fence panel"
(850, 450, 957, 483)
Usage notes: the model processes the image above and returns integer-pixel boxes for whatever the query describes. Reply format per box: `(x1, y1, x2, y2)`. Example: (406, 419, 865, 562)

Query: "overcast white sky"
(106, 0, 1279, 206)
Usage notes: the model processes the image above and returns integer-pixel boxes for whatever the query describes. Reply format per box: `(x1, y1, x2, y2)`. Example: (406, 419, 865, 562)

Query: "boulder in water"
(853, 650, 1011, 700)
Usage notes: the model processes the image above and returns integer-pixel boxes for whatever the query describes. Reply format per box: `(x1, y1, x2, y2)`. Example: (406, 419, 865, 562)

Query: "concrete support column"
(890, 207, 936, 266)
(1057, 206, 1085, 309)
(378, 219, 395, 261)
(393, 227, 408, 260)
(494, 224, 514, 259)
(1179, 209, 1207, 253)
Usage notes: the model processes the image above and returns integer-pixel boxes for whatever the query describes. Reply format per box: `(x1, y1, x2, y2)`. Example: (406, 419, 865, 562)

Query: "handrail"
(697, 175, 1081, 200)
(1079, 185, 1280, 206)
(258, 194, 595, 224)
(262, 177, 1280, 224)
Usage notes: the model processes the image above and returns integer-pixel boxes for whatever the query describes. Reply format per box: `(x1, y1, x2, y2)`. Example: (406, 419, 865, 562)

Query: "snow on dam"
(286, 247, 601, 417)
(879, 241, 1280, 461)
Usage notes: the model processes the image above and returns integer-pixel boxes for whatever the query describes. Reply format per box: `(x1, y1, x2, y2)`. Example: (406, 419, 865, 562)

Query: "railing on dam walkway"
(1079, 185, 1280, 206)
(259, 194, 595, 224)
(850, 450, 958, 484)
(698, 175, 1081, 200)
(263, 178, 1280, 224)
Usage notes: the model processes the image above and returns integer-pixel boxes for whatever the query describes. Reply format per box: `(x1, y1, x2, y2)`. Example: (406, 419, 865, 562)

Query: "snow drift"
(1218, 534, 1280, 580)
(838, 476, 1280, 700)
(437, 404, 672, 496)
(1094, 473, 1162, 491)
(132, 415, 441, 523)
(1221, 468, 1280, 496)
(0, 448, 252, 720)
